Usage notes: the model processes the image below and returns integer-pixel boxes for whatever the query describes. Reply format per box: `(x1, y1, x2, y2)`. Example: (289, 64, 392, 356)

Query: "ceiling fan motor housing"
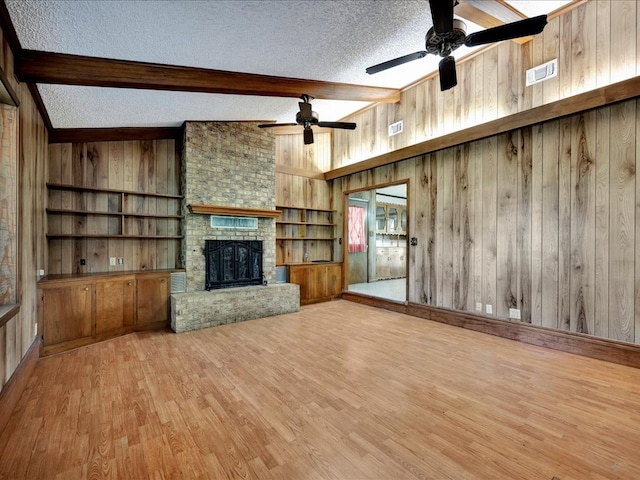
(425, 18, 467, 57)
(296, 110, 319, 126)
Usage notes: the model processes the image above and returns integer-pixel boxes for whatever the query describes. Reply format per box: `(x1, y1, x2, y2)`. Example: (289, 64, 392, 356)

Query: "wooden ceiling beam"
(15, 50, 400, 103)
(455, 0, 532, 44)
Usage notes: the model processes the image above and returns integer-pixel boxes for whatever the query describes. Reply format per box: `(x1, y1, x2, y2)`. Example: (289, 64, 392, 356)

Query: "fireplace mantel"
(188, 204, 281, 218)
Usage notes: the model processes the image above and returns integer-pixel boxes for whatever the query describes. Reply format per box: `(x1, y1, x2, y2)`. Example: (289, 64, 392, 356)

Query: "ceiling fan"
(366, 0, 548, 91)
(258, 94, 356, 145)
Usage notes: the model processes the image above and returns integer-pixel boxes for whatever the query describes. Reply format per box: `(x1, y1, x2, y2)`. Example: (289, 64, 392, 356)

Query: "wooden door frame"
(342, 179, 410, 301)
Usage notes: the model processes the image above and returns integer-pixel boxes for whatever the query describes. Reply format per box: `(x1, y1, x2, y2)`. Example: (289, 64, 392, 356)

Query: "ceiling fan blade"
(299, 101, 313, 119)
(303, 127, 314, 145)
(429, 0, 455, 34)
(366, 51, 428, 75)
(317, 122, 357, 130)
(464, 14, 547, 47)
(258, 123, 297, 128)
(439, 56, 457, 91)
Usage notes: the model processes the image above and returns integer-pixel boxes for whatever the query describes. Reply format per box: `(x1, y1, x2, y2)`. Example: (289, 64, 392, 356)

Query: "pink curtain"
(348, 205, 366, 253)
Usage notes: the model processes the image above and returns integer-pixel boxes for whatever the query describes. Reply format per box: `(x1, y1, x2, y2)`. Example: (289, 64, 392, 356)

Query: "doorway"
(346, 183, 408, 302)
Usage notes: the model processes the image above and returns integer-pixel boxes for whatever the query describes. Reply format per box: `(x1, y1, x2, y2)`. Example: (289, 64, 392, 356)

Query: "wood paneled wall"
(334, 96, 640, 345)
(275, 131, 334, 264)
(328, 1, 640, 347)
(0, 106, 17, 306)
(333, 1, 639, 167)
(0, 29, 48, 393)
(47, 139, 181, 275)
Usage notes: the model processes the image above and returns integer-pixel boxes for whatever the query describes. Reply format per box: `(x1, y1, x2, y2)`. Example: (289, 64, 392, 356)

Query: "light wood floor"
(2, 300, 640, 479)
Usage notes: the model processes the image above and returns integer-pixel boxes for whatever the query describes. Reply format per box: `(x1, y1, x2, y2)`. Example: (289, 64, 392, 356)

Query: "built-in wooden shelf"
(46, 208, 182, 219)
(188, 204, 282, 218)
(46, 184, 183, 240)
(276, 206, 337, 264)
(47, 183, 183, 199)
(277, 221, 334, 226)
(276, 237, 336, 241)
(46, 234, 183, 239)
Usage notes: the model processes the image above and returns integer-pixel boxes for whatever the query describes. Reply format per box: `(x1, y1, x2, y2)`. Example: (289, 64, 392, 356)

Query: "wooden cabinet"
(40, 282, 93, 346)
(136, 272, 169, 327)
(376, 202, 407, 235)
(95, 276, 135, 334)
(38, 271, 173, 355)
(375, 201, 407, 280)
(376, 248, 391, 279)
(375, 247, 406, 280)
(288, 263, 342, 305)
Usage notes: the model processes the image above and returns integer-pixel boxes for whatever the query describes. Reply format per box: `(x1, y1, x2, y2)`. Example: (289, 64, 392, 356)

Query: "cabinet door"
(95, 276, 135, 334)
(387, 207, 398, 233)
(136, 273, 169, 326)
(390, 248, 406, 277)
(325, 265, 342, 297)
(375, 206, 386, 233)
(308, 265, 328, 300)
(41, 283, 93, 346)
(289, 266, 310, 301)
(376, 248, 390, 279)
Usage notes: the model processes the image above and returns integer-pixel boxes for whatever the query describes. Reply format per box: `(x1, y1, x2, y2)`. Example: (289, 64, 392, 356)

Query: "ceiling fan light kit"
(366, 0, 548, 91)
(259, 94, 356, 145)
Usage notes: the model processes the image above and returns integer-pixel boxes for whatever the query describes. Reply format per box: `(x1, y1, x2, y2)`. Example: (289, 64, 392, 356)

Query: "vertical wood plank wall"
(333, 1, 639, 167)
(47, 139, 181, 275)
(274, 132, 333, 264)
(0, 24, 48, 393)
(0, 106, 17, 306)
(331, 1, 640, 346)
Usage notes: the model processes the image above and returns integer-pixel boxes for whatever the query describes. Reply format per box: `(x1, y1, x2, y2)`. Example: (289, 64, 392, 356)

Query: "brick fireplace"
(170, 122, 299, 333)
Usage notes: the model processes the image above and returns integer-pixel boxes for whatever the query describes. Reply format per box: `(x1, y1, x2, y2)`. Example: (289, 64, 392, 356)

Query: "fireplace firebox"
(204, 240, 263, 290)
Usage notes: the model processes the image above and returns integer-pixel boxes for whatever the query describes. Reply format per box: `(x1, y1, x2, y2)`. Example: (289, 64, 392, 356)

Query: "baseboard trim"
(342, 292, 640, 369)
(0, 337, 40, 436)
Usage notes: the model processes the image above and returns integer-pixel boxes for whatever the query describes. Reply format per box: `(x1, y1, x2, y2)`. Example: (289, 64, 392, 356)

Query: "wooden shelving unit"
(276, 206, 336, 265)
(276, 206, 336, 240)
(46, 183, 183, 239)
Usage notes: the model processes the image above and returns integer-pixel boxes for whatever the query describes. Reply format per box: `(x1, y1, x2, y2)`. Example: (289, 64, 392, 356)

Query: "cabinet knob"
(161, 279, 165, 283)
(84, 287, 89, 291)
(127, 282, 132, 285)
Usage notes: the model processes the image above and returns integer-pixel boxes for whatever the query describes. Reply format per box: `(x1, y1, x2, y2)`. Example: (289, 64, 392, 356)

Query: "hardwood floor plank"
(2, 300, 640, 479)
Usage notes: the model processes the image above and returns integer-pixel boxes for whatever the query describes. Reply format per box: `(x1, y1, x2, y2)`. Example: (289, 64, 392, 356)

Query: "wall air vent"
(210, 215, 258, 229)
(526, 59, 558, 86)
(388, 120, 403, 137)
(170, 272, 186, 293)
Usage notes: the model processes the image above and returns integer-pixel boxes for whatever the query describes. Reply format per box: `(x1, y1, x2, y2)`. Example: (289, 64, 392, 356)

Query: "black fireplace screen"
(204, 240, 263, 290)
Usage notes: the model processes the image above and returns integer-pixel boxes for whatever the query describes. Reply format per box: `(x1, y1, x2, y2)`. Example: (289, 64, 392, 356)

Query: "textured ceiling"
(5, 0, 571, 129)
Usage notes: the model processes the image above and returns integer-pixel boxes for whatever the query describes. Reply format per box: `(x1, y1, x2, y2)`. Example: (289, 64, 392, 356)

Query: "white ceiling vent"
(388, 120, 403, 137)
(526, 59, 558, 86)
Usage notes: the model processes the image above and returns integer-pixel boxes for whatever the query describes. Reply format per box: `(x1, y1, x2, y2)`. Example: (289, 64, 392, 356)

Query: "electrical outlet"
(509, 308, 521, 320)
(485, 304, 493, 315)
(117, 258, 124, 265)
(109, 257, 116, 266)
(38, 269, 45, 276)
(34, 323, 37, 336)
(475, 302, 482, 312)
